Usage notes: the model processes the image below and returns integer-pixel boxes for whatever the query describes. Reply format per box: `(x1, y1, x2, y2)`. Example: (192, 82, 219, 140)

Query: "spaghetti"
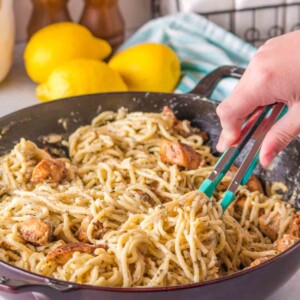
(0, 107, 298, 287)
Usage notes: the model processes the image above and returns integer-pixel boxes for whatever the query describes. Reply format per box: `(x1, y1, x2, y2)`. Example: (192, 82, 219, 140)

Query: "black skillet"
(0, 66, 299, 300)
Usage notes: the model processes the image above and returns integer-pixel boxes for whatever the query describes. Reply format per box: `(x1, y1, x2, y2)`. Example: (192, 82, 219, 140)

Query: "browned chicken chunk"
(217, 165, 263, 194)
(250, 256, 273, 268)
(162, 106, 208, 141)
(234, 195, 247, 214)
(19, 217, 53, 246)
(31, 159, 67, 184)
(160, 140, 203, 170)
(274, 234, 300, 252)
(286, 212, 300, 238)
(78, 216, 107, 243)
(259, 212, 280, 241)
(46, 243, 96, 264)
(246, 175, 264, 194)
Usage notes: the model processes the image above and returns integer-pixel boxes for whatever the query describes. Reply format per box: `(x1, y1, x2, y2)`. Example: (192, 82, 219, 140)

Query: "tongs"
(199, 103, 288, 211)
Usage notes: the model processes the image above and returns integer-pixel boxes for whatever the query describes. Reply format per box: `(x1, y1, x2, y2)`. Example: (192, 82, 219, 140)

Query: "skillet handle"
(190, 65, 245, 98)
(0, 276, 77, 293)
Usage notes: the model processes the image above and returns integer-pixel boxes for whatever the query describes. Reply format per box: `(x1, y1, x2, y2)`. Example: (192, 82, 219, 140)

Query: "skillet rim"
(0, 242, 299, 292)
(0, 90, 299, 145)
(0, 91, 299, 292)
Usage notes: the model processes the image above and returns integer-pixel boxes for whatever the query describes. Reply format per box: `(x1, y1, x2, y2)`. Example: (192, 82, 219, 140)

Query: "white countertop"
(0, 44, 299, 300)
(0, 44, 38, 116)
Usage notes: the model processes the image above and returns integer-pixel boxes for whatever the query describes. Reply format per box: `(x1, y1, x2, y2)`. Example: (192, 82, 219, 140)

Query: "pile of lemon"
(24, 22, 181, 102)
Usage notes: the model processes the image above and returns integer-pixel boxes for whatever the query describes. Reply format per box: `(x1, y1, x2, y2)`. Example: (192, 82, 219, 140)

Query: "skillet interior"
(0, 91, 299, 208)
(0, 91, 300, 300)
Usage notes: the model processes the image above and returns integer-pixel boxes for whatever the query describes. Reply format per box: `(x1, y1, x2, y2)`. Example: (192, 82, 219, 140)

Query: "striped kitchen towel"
(120, 12, 257, 101)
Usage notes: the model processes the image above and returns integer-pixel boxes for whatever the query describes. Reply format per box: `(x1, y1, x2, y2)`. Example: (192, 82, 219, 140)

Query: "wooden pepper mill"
(27, 0, 71, 39)
(80, 0, 125, 51)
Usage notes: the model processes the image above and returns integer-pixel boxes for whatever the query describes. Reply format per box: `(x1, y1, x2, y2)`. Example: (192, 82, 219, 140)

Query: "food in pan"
(0, 107, 299, 287)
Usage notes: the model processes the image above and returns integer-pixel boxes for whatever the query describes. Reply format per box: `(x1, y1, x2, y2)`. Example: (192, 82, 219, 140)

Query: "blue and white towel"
(120, 13, 257, 101)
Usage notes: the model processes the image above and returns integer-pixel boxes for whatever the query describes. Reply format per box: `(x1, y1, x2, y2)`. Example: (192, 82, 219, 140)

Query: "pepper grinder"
(27, 0, 71, 39)
(80, 0, 125, 51)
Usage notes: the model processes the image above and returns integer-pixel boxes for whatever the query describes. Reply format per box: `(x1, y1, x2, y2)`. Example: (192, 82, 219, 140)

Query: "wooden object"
(27, 0, 71, 39)
(0, 0, 15, 83)
(80, 0, 125, 50)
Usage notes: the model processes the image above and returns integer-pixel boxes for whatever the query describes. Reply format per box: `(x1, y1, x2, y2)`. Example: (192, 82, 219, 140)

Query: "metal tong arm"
(199, 105, 273, 198)
(220, 103, 287, 210)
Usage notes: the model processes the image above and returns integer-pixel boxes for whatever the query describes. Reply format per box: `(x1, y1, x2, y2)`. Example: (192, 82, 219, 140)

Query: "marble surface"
(0, 44, 299, 300)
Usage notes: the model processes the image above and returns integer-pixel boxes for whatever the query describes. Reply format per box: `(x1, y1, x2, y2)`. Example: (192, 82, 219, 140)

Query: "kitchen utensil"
(200, 103, 287, 211)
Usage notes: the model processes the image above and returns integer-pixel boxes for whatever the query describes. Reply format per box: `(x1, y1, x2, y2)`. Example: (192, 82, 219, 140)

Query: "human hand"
(216, 31, 300, 167)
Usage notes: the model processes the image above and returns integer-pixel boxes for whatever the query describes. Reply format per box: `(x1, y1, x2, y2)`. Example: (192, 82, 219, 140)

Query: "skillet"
(0, 66, 299, 300)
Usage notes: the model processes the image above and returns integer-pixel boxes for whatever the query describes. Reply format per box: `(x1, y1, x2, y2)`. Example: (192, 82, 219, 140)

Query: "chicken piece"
(250, 256, 273, 268)
(217, 165, 263, 194)
(286, 212, 300, 238)
(162, 106, 208, 141)
(274, 234, 300, 252)
(78, 216, 107, 243)
(19, 217, 53, 246)
(259, 212, 280, 241)
(149, 181, 159, 191)
(31, 159, 67, 184)
(230, 165, 263, 193)
(246, 175, 264, 194)
(234, 195, 247, 214)
(160, 140, 203, 170)
(46, 243, 97, 264)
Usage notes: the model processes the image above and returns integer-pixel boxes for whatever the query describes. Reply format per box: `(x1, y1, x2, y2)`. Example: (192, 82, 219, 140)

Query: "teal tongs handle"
(199, 104, 274, 198)
(240, 105, 288, 186)
(200, 104, 288, 211)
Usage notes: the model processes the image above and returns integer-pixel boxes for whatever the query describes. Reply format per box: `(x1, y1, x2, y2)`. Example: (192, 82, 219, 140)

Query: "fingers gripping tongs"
(199, 103, 288, 211)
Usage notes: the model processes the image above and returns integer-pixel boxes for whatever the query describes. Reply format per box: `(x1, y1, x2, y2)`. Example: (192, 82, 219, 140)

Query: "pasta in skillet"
(0, 107, 299, 287)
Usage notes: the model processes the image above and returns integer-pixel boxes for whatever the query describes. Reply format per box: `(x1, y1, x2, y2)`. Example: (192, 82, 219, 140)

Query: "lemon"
(36, 59, 127, 102)
(24, 22, 111, 83)
(108, 43, 180, 92)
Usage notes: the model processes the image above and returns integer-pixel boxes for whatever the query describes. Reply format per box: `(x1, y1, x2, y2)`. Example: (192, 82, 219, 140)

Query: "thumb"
(259, 103, 300, 167)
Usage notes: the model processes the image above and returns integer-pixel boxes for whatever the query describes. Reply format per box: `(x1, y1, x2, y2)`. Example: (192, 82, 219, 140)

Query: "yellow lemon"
(108, 43, 180, 92)
(36, 59, 127, 102)
(24, 22, 111, 83)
